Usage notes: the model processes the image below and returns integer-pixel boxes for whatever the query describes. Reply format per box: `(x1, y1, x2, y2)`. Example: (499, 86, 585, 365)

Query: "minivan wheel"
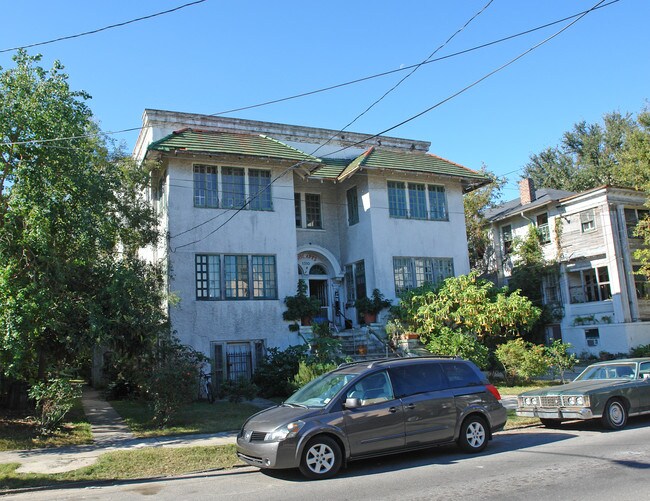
(299, 436, 342, 480)
(458, 415, 488, 453)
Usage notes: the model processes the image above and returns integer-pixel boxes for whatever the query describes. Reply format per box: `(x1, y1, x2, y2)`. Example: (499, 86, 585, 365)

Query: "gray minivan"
(236, 356, 507, 479)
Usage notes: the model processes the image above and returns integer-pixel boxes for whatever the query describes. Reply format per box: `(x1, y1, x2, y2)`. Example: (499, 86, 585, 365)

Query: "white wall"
(563, 322, 650, 356)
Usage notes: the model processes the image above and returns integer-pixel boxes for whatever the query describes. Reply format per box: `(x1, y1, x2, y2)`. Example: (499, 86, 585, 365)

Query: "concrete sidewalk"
(0, 387, 271, 474)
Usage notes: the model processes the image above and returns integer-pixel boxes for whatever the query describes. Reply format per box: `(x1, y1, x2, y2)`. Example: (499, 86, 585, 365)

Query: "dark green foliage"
(28, 378, 82, 434)
(219, 378, 259, 403)
(283, 280, 321, 329)
(142, 334, 204, 427)
(252, 345, 309, 398)
(0, 51, 164, 384)
(425, 328, 489, 369)
(354, 288, 391, 315)
(630, 344, 650, 357)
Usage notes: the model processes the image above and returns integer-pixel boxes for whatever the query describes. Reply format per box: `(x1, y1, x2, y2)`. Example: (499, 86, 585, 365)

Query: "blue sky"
(2, 0, 648, 198)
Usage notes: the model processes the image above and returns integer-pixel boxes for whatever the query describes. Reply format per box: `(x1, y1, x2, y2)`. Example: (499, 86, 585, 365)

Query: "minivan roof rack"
(337, 355, 459, 370)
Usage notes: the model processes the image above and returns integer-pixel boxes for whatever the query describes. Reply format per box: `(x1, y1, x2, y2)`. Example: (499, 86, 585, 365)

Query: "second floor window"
(193, 164, 271, 211)
(536, 213, 550, 244)
(580, 209, 596, 233)
(347, 187, 359, 226)
(388, 181, 448, 220)
(568, 266, 611, 303)
(502, 225, 513, 255)
(194, 165, 218, 208)
(305, 193, 322, 229)
(625, 208, 649, 239)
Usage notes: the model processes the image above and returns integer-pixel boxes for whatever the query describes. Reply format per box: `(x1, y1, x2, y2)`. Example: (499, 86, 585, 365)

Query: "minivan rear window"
(442, 362, 481, 388)
(389, 363, 446, 398)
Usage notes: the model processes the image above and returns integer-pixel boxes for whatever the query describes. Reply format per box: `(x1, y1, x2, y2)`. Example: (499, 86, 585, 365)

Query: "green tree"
(0, 51, 163, 383)
(463, 167, 505, 273)
(617, 109, 650, 279)
(523, 111, 637, 192)
(393, 272, 541, 351)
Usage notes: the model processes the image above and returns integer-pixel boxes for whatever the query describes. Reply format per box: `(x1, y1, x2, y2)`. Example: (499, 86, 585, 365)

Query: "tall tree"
(617, 108, 650, 278)
(0, 51, 163, 382)
(463, 166, 505, 273)
(523, 111, 637, 192)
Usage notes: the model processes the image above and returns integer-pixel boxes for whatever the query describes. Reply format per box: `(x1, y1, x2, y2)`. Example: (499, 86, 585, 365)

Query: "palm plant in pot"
(283, 280, 322, 331)
(355, 288, 391, 324)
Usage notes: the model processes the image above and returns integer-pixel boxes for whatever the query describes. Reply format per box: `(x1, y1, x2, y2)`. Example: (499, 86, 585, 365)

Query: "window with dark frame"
(294, 193, 302, 227)
(193, 164, 218, 208)
(536, 213, 550, 244)
(305, 193, 322, 229)
(196, 254, 278, 301)
(625, 208, 649, 239)
(221, 167, 246, 208)
(502, 225, 513, 255)
(568, 266, 612, 303)
(388, 181, 448, 220)
(248, 169, 272, 211)
(347, 186, 359, 226)
(393, 257, 454, 294)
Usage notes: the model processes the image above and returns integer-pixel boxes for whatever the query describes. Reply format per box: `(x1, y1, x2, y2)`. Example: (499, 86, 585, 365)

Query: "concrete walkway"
(0, 387, 274, 474)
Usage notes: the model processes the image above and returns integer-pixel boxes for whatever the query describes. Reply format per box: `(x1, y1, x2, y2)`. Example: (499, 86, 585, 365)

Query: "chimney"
(519, 178, 536, 205)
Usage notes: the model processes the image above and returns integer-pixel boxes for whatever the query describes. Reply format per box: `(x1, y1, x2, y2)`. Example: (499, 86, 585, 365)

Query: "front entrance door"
(309, 279, 329, 322)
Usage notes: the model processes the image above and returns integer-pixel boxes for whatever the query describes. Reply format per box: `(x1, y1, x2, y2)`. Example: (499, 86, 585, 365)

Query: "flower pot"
(363, 312, 377, 324)
(357, 345, 368, 356)
(300, 316, 313, 327)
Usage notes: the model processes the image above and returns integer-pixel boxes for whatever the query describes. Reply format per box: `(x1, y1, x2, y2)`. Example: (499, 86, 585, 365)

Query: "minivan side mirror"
(345, 397, 361, 409)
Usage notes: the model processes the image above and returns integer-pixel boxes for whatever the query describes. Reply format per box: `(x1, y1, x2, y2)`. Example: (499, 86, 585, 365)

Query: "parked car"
(517, 357, 650, 430)
(237, 356, 507, 479)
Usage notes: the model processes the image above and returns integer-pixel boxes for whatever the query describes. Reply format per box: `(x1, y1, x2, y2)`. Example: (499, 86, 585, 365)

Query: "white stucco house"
(485, 179, 650, 356)
(133, 109, 489, 385)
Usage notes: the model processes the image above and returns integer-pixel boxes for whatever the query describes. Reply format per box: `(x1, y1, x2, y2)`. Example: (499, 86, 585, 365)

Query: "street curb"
(0, 464, 253, 496)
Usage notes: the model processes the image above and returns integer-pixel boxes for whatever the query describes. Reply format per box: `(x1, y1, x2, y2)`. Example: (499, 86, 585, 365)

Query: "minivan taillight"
(486, 384, 501, 401)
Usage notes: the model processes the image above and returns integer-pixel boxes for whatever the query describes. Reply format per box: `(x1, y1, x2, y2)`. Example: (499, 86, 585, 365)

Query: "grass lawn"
(0, 399, 92, 451)
(0, 444, 242, 491)
(110, 400, 261, 438)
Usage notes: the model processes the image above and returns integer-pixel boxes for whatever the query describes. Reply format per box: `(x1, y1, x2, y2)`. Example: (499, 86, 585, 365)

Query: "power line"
(317, 0, 611, 162)
(209, 1, 618, 117)
(171, 0, 608, 248)
(0, 1, 208, 54)
(306, 0, 494, 159)
(0, 0, 620, 149)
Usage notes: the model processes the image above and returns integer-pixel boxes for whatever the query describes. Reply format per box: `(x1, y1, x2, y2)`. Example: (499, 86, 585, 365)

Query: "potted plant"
(283, 280, 322, 331)
(355, 288, 391, 324)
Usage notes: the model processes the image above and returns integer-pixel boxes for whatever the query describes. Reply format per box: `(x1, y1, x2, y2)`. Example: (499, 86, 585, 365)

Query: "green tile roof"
(148, 128, 321, 163)
(347, 147, 487, 181)
(308, 158, 349, 179)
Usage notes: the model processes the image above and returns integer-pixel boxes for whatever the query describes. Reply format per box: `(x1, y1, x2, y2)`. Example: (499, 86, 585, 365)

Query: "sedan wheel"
(299, 436, 342, 479)
(602, 398, 628, 430)
(458, 415, 488, 453)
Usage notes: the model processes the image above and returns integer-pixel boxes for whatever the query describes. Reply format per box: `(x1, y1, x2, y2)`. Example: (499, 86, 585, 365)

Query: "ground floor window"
(633, 265, 650, 300)
(212, 340, 265, 391)
(568, 266, 611, 303)
(393, 257, 454, 294)
(345, 260, 366, 304)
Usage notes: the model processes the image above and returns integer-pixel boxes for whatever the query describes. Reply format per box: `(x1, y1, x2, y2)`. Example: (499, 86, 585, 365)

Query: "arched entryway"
(297, 247, 344, 329)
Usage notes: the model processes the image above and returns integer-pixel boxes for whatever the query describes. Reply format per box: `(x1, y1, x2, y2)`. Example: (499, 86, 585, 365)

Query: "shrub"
(425, 328, 489, 369)
(631, 344, 650, 357)
(546, 339, 578, 383)
(252, 345, 309, 398)
(143, 335, 204, 427)
(220, 377, 259, 403)
(28, 378, 82, 435)
(495, 338, 550, 385)
(293, 361, 337, 388)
